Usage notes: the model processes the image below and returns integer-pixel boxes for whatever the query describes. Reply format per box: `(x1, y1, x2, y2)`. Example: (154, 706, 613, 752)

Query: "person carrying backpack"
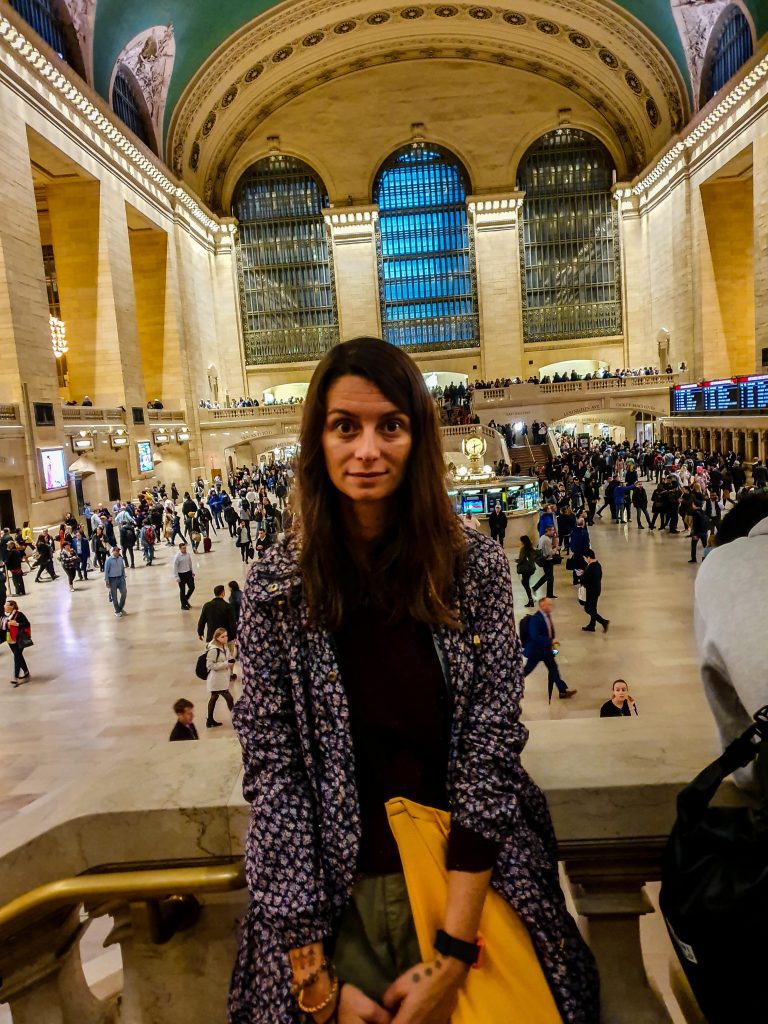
(120, 522, 136, 569)
(197, 627, 234, 728)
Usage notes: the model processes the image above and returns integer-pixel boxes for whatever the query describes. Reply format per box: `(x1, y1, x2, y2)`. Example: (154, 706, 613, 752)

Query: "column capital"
(323, 205, 379, 242)
(613, 185, 641, 217)
(467, 192, 525, 228)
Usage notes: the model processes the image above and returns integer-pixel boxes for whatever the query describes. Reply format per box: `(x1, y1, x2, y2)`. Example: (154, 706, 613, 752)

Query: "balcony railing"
(198, 404, 303, 427)
(61, 406, 126, 425)
(0, 403, 21, 425)
(147, 409, 186, 424)
(472, 374, 679, 408)
(244, 325, 339, 366)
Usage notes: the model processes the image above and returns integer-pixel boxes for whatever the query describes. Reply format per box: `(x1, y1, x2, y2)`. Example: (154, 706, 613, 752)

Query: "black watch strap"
(434, 928, 480, 966)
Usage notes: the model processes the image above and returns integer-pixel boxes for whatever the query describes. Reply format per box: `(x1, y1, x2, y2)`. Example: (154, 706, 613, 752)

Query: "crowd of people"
(471, 363, 685, 390)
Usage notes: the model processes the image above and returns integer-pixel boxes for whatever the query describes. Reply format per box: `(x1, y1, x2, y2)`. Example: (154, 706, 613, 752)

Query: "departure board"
(671, 374, 768, 416)
(702, 379, 740, 413)
(671, 384, 703, 414)
(738, 374, 768, 412)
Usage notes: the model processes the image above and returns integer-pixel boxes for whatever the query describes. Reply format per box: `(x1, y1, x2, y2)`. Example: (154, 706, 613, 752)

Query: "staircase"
(507, 443, 549, 470)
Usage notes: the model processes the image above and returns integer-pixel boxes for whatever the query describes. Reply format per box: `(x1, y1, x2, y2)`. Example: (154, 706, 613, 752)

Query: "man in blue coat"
(72, 529, 91, 581)
(523, 597, 577, 702)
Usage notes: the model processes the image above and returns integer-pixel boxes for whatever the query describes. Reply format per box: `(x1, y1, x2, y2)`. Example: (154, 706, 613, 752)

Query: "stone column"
(753, 132, 768, 373)
(615, 189, 643, 366)
(0, 84, 69, 524)
(324, 206, 381, 340)
(565, 847, 673, 1024)
(468, 193, 525, 379)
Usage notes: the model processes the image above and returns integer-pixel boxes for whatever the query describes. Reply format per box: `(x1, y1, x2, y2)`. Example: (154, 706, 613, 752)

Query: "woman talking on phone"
(229, 339, 598, 1024)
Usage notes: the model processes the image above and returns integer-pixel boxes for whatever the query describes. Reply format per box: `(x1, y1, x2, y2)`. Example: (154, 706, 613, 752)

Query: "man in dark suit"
(488, 503, 507, 546)
(523, 597, 577, 701)
(579, 549, 609, 632)
(169, 698, 199, 741)
(72, 530, 91, 581)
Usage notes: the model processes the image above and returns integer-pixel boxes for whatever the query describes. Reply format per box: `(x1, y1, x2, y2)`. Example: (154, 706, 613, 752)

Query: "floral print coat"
(228, 529, 599, 1023)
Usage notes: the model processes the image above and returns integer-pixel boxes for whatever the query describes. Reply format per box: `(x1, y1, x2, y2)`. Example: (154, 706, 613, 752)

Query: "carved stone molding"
(167, 0, 689, 200)
(113, 24, 176, 152)
(670, 0, 729, 107)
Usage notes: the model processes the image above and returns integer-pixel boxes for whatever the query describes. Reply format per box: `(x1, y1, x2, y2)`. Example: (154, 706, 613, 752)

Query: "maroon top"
(334, 602, 500, 875)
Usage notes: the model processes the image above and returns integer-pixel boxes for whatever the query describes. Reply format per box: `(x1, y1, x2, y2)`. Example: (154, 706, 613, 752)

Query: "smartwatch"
(434, 929, 482, 967)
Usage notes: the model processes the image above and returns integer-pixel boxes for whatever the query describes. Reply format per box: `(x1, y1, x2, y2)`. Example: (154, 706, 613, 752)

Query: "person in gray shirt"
(173, 542, 195, 610)
(103, 547, 127, 617)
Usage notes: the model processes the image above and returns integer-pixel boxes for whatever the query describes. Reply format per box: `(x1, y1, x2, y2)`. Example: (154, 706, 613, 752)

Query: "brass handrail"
(0, 860, 245, 941)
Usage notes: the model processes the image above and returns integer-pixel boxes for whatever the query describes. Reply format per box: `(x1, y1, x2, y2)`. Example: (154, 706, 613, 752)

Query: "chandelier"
(50, 315, 68, 357)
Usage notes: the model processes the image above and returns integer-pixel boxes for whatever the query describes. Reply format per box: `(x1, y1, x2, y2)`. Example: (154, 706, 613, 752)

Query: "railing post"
(564, 844, 673, 1024)
(0, 909, 112, 1024)
(109, 891, 248, 1024)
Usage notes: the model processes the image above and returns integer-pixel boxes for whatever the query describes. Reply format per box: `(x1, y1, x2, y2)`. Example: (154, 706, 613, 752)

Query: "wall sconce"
(177, 428, 190, 442)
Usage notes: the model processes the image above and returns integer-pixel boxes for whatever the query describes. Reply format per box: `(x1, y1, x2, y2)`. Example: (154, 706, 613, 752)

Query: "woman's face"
(322, 375, 412, 506)
(613, 681, 628, 699)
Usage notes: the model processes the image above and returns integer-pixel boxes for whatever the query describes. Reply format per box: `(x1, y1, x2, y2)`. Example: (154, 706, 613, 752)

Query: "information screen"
(702, 379, 739, 413)
(461, 493, 484, 515)
(136, 440, 154, 474)
(671, 374, 768, 416)
(738, 374, 768, 413)
(671, 385, 703, 415)
(40, 448, 67, 490)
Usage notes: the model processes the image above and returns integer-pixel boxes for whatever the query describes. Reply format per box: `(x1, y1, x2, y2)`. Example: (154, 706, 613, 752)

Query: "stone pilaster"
(324, 206, 381, 340)
(614, 188, 643, 367)
(753, 132, 768, 374)
(468, 192, 525, 379)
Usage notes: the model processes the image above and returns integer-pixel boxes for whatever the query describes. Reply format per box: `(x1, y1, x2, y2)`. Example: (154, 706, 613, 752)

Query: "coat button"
(326, 670, 338, 682)
(267, 583, 278, 593)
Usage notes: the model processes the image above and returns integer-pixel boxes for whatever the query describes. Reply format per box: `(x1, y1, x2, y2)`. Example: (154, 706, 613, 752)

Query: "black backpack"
(518, 614, 533, 646)
(660, 705, 768, 1023)
(195, 652, 208, 680)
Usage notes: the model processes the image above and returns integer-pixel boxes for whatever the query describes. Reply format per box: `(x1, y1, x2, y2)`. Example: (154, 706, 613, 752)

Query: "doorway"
(106, 468, 121, 502)
(0, 490, 15, 530)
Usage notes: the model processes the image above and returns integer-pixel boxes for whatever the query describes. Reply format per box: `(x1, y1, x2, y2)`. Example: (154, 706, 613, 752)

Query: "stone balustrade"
(60, 406, 126, 426)
(472, 374, 679, 410)
(146, 409, 187, 424)
(0, 403, 21, 425)
(197, 404, 303, 427)
(0, 716, 740, 1024)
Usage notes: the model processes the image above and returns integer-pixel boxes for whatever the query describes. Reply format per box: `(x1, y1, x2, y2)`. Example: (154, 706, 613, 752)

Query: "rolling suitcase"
(203, 536, 212, 553)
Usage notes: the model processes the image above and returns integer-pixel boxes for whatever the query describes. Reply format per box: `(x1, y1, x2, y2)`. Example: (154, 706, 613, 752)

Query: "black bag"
(660, 705, 768, 1024)
(518, 615, 533, 646)
(17, 628, 33, 650)
(565, 557, 574, 570)
(551, 553, 563, 565)
(195, 652, 209, 680)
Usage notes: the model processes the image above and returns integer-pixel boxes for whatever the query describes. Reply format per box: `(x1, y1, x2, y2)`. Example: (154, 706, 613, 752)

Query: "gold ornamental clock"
(461, 435, 487, 460)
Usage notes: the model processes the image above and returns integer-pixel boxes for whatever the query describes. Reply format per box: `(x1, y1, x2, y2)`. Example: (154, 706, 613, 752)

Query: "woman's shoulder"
(460, 525, 510, 581)
(243, 533, 301, 600)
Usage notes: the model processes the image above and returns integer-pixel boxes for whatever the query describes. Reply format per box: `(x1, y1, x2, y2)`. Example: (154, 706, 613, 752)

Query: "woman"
(228, 580, 242, 623)
(235, 519, 252, 563)
(516, 533, 537, 608)
(3, 542, 26, 596)
(92, 527, 109, 572)
(2, 599, 31, 686)
(59, 542, 80, 592)
(229, 339, 598, 1024)
(205, 626, 234, 728)
(599, 679, 638, 718)
(34, 535, 57, 583)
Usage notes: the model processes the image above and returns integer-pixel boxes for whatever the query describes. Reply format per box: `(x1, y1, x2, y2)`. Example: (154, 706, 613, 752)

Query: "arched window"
(111, 69, 155, 151)
(519, 128, 622, 343)
(9, 0, 82, 73)
(705, 6, 753, 101)
(232, 156, 338, 365)
(374, 143, 478, 351)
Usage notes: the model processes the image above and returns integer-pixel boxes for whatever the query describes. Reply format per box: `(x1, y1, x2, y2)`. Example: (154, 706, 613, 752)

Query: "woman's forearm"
(288, 942, 335, 1021)
(443, 868, 492, 943)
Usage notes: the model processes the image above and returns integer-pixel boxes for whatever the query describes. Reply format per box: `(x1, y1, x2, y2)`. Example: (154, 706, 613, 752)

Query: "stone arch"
(698, 2, 755, 108)
(109, 25, 175, 157)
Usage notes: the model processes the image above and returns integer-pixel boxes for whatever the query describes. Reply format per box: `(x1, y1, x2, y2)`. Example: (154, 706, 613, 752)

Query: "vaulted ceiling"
(86, 0, 767, 209)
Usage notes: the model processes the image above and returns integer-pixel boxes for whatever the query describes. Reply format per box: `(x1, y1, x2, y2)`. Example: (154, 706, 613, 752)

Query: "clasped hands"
(320, 957, 467, 1024)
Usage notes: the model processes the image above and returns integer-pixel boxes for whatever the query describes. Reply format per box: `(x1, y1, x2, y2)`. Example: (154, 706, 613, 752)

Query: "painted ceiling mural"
(111, 24, 176, 151)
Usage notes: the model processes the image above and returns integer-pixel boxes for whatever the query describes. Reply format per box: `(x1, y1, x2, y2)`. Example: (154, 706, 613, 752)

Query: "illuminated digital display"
(40, 448, 67, 490)
(136, 440, 154, 474)
(671, 374, 768, 416)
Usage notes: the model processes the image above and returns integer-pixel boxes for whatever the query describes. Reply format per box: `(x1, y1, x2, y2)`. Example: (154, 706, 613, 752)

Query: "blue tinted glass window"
(9, 0, 69, 62)
(519, 128, 622, 343)
(707, 6, 753, 100)
(112, 70, 154, 151)
(232, 156, 339, 365)
(374, 144, 478, 351)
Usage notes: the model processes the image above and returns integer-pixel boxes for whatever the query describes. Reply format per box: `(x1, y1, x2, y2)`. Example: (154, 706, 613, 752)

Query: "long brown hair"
(298, 338, 465, 629)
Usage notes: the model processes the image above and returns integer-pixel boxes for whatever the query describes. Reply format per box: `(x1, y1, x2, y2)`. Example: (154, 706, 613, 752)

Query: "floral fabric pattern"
(228, 529, 599, 1023)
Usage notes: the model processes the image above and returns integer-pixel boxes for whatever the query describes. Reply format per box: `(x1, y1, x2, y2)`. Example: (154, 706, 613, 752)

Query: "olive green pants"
(333, 873, 422, 1002)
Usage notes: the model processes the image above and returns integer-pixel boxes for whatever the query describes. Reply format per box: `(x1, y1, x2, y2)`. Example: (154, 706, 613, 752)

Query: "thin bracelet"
(297, 974, 339, 1015)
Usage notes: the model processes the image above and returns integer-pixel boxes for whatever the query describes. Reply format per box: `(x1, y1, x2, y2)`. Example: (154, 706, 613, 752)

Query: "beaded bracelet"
(297, 974, 339, 1016)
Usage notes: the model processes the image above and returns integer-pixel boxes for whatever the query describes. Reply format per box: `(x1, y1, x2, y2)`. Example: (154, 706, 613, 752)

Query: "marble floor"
(0, 507, 712, 825)
(0, 502, 712, 1023)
